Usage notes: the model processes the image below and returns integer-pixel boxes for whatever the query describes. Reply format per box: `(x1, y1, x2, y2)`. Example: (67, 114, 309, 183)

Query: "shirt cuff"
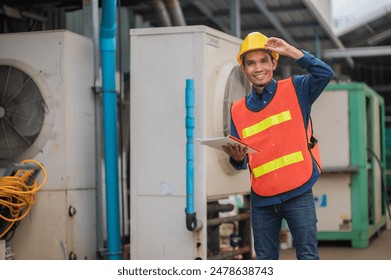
(229, 156, 247, 170)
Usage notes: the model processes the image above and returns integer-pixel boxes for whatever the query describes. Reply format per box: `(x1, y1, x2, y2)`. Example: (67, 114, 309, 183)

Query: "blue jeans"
(251, 190, 319, 260)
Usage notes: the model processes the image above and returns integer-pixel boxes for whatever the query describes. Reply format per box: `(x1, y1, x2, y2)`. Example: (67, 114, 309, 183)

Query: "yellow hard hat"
(237, 32, 279, 65)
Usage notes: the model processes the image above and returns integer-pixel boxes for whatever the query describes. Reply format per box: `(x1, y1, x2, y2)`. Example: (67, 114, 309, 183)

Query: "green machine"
(311, 82, 388, 248)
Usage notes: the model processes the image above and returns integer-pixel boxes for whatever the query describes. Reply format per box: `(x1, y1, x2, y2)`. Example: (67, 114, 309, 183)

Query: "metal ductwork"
(148, 0, 172, 26)
(164, 0, 186, 26)
(149, 0, 186, 27)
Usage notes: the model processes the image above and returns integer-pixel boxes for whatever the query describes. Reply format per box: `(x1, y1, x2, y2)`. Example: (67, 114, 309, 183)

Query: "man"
(222, 32, 333, 260)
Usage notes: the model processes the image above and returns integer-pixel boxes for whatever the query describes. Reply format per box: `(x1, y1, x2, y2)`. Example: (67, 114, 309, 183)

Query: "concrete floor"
(280, 213, 391, 260)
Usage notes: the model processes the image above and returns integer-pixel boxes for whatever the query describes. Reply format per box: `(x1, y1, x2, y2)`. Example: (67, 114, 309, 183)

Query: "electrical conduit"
(100, 0, 121, 260)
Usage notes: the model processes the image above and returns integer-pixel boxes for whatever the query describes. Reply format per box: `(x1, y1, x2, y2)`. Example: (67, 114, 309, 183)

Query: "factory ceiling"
(1, 0, 391, 112)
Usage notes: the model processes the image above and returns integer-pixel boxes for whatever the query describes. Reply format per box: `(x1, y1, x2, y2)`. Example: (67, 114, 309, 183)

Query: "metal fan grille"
(0, 65, 46, 160)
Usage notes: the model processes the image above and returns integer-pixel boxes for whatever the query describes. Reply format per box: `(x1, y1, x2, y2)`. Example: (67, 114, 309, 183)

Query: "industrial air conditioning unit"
(312, 82, 388, 248)
(130, 26, 253, 260)
(0, 30, 97, 259)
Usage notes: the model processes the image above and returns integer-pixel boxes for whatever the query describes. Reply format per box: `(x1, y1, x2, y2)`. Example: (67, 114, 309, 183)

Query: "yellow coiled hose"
(0, 159, 47, 239)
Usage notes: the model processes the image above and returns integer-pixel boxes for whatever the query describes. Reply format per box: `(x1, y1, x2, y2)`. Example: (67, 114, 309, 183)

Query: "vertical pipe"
(185, 79, 200, 231)
(100, 0, 121, 260)
(164, 0, 187, 26)
(230, 0, 241, 38)
(149, 0, 172, 26)
(315, 27, 321, 59)
(185, 79, 195, 215)
(82, 0, 105, 258)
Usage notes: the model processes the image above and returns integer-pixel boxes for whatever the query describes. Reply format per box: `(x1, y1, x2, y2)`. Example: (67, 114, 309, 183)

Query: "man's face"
(241, 50, 277, 93)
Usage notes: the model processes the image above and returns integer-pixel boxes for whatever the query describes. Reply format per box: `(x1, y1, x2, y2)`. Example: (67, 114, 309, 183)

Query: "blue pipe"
(100, 0, 121, 260)
(185, 79, 198, 231)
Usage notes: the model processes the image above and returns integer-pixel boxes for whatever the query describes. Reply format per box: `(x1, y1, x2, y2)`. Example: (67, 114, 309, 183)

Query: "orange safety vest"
(231, 78, 322, 196)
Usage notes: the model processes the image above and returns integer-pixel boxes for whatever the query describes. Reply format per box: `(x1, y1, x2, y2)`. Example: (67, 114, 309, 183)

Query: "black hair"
(241, 50, 275, 66)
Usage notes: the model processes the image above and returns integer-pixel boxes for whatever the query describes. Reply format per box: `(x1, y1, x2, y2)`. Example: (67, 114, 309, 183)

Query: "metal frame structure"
(315, 83, 387, 248)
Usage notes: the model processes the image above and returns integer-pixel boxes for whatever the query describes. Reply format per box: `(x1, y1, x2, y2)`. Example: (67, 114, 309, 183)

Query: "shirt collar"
(251, 78, 277, 95)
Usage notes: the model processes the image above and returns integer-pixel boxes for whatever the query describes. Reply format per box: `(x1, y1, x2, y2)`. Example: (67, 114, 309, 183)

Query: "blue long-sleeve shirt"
(230, 50, 334, 207)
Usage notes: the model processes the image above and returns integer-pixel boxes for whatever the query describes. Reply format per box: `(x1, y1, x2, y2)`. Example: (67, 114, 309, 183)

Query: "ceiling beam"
(251, 0, 297, 44)
(323, 46, 391, 58)
(188, 1, 230, 34)
(214, 4, 307, 16)
(367, 29, 391, 45)
(267, 3, 307, 13)
(0, 5, 47, 21)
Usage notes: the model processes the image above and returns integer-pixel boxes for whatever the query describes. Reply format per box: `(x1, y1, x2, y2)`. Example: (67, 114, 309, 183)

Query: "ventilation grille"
(0, 65, 46, 160)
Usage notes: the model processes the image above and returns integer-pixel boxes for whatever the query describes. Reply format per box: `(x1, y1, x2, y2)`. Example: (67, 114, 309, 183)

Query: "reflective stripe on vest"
(242, 110, 292, 138)
(252, 151, 304, 178)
